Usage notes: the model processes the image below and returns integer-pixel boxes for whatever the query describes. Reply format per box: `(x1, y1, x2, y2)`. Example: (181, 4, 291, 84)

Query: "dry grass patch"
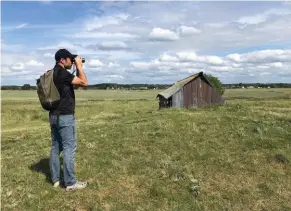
(2, 89, 291, 211)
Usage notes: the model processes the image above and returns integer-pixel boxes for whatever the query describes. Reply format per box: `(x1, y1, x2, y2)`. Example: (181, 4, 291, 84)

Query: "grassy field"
(2, 88, 291, 211)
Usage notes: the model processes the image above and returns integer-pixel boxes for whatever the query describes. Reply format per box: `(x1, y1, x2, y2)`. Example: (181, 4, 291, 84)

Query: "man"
(49, 48, 88, 191)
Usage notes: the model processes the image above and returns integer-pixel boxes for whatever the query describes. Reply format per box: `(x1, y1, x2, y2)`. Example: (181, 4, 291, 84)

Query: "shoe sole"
(66, 186, 87, 191)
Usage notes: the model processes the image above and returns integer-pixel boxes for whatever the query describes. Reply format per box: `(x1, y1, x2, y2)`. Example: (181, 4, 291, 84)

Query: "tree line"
(2, 82, 291, 91)
(224, 83, 291, 89)
(0, 83, 172, 90)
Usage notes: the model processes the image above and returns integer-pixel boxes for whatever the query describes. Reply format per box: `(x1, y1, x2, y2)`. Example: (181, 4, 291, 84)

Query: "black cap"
(55, 49, 77, 62)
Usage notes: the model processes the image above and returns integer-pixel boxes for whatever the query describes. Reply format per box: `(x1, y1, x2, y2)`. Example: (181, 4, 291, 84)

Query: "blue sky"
(2, 1, 291, 85)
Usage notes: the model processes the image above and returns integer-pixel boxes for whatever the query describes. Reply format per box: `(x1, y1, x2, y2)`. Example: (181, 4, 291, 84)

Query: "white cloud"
(5, 58, 45, 77)
(175, 52, 225, 65)
(148, 28, 179, 41)
(1, 67, 34, 77)
(11, 63, 25, 71)
(70, 32, 138, 39)
(85, 13, 129, 31)
(205, 56, 225, 66)
(15, 23, 28, 29)
(253, 17, 291, 35)
(131, 58, 203, 71)
(98, 41, 128, 50)
(44, 53, 54, 57)
(26, 60, 44, 67)
(1, 66, 14, 76)
(226, 53, 241, 62)
(129, 49, 291, 82)
(205, 22, 228, 28)
(237, 14, 268, 25)
(236, 8, 291, 25)
(130, 61, 155, 69)
(88, 59, 104, 67)
(108, 62, 120, 68)
(3, 2, 291, 84)
(209, 66, 233, 72)
(159, 53, 179, 62)
(38, 41, 98, 56)
(2, 23, 28, 30)
(257, 65, 269, 69)
(226, 49, 291, 63)
(176, 52, 199, 62)
(1, 52, 33, 66)
(1, 41, 24, 52)
(260, 72, 271, 76)
(108, 74, 124, 79)
(101, 74, 126, 83)
(178, 26, 201, 36)
(104, 50, 142, 60)
(38, 42, 79, 51)
(2, 66, 11, 73)
(268, 62, 283, 68)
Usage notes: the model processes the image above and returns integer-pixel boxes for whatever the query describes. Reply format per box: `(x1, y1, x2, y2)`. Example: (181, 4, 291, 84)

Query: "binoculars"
(71, 55, 85, 63)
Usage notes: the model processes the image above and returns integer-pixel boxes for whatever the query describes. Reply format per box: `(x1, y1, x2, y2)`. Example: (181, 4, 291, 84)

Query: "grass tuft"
(2, 89, 291, 210)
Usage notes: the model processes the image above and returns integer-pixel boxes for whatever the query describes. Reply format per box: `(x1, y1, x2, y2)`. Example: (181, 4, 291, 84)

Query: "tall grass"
(2, 89, 291, 211)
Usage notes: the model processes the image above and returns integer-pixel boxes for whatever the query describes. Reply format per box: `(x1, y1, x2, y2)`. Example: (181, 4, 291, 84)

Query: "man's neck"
(57, 62, 65, 69)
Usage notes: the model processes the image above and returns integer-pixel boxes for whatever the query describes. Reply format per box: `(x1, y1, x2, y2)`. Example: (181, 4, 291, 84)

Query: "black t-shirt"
(50, 64, 75, 115)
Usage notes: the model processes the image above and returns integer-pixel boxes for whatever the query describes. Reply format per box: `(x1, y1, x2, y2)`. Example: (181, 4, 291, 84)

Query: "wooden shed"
(157, 72, 225, 109)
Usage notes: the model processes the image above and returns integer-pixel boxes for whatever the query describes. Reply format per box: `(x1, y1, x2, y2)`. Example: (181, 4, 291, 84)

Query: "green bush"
(204, 73, 225, 96)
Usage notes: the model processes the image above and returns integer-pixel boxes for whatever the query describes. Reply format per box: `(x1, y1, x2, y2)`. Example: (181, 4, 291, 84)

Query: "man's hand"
(71, 56, 88, 87)
(74, 56, 83, 69)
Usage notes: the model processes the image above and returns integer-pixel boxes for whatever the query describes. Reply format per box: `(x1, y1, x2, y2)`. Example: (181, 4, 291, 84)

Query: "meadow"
(2, 88, 291, 211)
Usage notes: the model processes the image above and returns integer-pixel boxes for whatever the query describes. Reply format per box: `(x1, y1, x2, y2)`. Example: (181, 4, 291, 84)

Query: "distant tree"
(204, 73, 225, 96)
(22, 84, 31, 90)
(1, 86, 22, 90)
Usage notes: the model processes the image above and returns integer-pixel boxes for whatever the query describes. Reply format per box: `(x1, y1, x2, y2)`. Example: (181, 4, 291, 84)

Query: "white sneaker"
(53, 181, 60, 188)
(66, 181, 88, 191)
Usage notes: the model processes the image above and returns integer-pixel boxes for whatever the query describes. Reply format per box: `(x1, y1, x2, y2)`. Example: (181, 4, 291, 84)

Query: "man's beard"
(65, 64, 73, 69)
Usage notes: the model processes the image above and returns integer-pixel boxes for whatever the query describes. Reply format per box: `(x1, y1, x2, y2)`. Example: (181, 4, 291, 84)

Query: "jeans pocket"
(49, 115, 57, 127)
(59, 115, 75, 127)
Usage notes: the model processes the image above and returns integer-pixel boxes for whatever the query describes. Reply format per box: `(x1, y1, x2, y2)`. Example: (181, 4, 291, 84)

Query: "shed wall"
(183, 77, 224, 108)
(172, 88, 184, 108)
(183, 77, 199, 108)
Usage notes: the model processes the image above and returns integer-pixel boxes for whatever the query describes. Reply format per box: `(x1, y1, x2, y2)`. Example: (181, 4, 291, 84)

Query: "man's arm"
(71, 56, 88, 87)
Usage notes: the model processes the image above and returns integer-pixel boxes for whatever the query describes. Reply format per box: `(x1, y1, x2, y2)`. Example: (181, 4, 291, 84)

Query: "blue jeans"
(49, 114, 77, 186)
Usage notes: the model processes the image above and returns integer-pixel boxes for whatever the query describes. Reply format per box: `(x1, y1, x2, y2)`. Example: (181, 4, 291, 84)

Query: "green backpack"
(36, 69, 60, 111)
